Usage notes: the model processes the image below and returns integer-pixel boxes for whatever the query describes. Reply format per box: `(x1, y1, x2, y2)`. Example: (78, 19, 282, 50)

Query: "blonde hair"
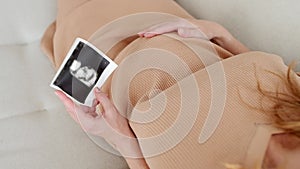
(226, 62, 300, 169)
(258, 62, 300, 137)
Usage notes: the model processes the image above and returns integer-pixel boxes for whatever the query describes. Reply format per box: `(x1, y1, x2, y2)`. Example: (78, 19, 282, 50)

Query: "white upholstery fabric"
(0, 0, 56, 45)
(0, 42, 58, 119)
(0, 106, 127, 169)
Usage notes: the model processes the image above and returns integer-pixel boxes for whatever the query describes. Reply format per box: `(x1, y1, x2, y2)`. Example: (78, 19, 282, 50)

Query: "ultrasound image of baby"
(70, 60, 98, 87)
(50, 38, 118, 106)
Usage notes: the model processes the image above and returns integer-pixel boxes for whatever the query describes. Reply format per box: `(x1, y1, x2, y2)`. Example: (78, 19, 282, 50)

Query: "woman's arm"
(55, 88, 149, 169)
(138, 18, 249, 55)
(201, 21, 250, 55)
(116, 131, 150, 169)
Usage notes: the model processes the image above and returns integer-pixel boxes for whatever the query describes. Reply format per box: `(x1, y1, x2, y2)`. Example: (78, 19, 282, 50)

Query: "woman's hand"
(55, 88, 150, 168)
(138, 19, 249, 55)
(138, 19, 221, 40)
(55, 88, 133, 146)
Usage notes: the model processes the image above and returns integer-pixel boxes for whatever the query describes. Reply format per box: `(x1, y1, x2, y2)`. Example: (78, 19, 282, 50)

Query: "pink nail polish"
(95, 87, 101, 93)
(137, 33, 144, 37)
(144, 33, 156, 38)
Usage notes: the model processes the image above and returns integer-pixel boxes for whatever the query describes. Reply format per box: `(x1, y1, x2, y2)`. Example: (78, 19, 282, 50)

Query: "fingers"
(76, 107, 105, 135)
(139, 32, 158, 38)
(94, 88, 115, 115)
(137, 20, 211, 40)
(54, 90, 111, 136)
(55, 90, 79, 123)
(138, 30, 160, 38)
(139, 27, 208, 39)
(86, 99, 100, 117)
(138, 22, 179, 38)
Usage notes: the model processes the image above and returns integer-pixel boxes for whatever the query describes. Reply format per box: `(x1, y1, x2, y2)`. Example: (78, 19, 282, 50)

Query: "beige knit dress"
(41, 0, 300, 168)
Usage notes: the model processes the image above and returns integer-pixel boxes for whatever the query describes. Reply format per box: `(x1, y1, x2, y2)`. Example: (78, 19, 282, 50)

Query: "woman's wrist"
(185, 19, 227, 39)
(210, 22, 234, 44)
(114, 131, 142, 157)
(105, 124, 134, 146)
(105, 127, 149, 169)
(190, 19, 249, 54)
(118, 137, 150, 169)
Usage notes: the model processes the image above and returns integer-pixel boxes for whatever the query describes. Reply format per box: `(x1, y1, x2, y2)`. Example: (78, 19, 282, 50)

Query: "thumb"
(94, 88, 114, 113)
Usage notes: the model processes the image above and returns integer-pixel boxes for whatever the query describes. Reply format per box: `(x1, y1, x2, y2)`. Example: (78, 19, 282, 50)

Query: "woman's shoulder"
(224, 51, 284, 67)
(219, 51, 287, 78)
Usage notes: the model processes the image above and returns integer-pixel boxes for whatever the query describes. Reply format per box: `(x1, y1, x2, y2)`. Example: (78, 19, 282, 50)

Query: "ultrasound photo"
(50, 38, 118, 106)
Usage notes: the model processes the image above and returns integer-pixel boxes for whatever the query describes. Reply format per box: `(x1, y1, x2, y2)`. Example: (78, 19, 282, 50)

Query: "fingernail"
(144, 33, 156, 38)
(95, 87, 101, 93)
(137, 32, 144, 37)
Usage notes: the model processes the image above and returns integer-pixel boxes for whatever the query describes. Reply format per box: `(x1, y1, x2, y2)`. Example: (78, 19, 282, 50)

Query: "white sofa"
(1, 0, 299, 169)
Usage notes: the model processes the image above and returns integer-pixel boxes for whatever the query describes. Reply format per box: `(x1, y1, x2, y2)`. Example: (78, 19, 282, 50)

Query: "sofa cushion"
(0, 106, 128, 169)
(0, 41, 59, 119)
(0, 0, 56, 45)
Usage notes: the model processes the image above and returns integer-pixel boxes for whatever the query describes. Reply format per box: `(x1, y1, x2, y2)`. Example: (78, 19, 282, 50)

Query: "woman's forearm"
(213, 29, 250, 55)
(214, 34, 250, 55)
(121, 139, 149, 169)
(115, 131, 149, 169)
(125, 156, 149, 169)
(190, 19, 250, 55)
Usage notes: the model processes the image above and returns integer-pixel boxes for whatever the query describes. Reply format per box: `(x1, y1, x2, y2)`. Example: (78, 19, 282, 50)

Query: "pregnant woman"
(42, 0, 300, 168)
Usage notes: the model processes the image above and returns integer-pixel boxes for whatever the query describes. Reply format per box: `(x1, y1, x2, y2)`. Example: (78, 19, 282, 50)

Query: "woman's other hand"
(138, 19, 249, 55)
(55, 88, 133, 146)
(55, 90, 97, 123)
(55, 89, 150, 168)
(138, 19, 223, 40)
